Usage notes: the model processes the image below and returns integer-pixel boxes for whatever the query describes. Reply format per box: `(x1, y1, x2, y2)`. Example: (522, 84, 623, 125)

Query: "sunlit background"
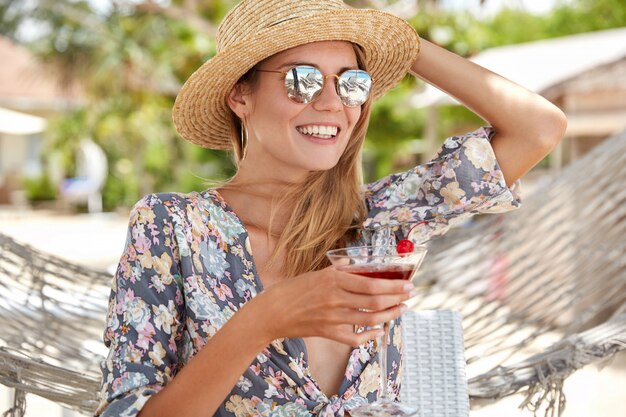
(0, 0, 624, 416)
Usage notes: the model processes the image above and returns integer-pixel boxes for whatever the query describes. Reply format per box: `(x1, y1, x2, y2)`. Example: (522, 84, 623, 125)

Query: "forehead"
(263, 41, 358, 69)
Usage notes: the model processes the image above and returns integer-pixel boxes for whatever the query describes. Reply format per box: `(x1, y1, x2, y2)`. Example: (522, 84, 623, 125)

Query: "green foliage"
(439, 105, 485, 136)
(5, 0, 625, 208)
(44, 108, 89, 178)
(472, 0, 626, 48)
(0, 0, 24, 38)
(546, 0, 626, 35)
(22, 174, 57, 202)
(9, 0, 238, 209)
(365, 76, 424, 180)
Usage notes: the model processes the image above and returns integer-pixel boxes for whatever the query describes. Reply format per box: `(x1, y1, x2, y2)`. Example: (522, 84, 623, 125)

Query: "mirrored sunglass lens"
(338, 70, 372, 107)
(284, 66, 323, 103)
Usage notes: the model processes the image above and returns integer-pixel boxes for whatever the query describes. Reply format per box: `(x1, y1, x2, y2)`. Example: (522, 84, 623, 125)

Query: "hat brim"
(173, 9, 420, 150)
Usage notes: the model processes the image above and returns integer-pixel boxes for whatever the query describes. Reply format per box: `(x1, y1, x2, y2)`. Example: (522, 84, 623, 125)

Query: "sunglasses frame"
(256, 65, 373, 107)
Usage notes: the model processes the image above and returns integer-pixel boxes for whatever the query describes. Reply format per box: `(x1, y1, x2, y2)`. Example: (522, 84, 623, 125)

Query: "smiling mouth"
(296, 125, 339, 139)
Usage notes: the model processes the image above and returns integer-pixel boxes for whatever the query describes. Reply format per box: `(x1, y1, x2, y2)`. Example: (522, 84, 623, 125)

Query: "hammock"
(1, 129, 625, 417)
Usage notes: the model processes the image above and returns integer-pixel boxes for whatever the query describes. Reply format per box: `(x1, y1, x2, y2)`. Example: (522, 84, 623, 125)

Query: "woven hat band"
(217, 0, 350, 52)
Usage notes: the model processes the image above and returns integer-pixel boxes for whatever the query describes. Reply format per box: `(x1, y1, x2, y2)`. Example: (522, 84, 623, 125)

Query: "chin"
(301, 149, 346, 172)
(301, 158, 341, 172)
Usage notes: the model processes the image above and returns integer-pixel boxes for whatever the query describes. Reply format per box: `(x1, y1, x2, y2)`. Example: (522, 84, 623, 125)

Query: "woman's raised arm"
(410, 39, 567, 186)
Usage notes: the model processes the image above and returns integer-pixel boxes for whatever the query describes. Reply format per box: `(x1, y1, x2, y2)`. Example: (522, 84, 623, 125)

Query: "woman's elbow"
(537, 105, 568, 153)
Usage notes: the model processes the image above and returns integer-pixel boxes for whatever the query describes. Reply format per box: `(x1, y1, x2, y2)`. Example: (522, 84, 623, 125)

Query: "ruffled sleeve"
(362, 127, 521, 242)
(95, 194, 185, 417)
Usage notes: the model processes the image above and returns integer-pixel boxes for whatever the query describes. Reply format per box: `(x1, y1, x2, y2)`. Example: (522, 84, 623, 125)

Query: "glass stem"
(378, 321, 391, 401)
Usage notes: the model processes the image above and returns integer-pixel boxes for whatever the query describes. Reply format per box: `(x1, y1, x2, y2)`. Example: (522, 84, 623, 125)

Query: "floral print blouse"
(96, 127, 521, 417)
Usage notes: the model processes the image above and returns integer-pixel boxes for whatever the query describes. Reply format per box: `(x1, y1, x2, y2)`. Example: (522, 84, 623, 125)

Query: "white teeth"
(297, 125, 338, 138)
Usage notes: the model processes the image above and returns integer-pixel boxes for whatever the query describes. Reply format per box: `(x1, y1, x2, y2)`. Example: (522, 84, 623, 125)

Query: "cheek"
(250, 95, 301, 136)
(341, 108, 362, 153)
(259, 94, 302, 125)
(354, 107, 362, 123)
(347, 107, 362, 132)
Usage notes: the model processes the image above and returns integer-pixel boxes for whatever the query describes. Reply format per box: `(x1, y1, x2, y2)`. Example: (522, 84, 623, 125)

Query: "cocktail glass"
(326, 245, 428, 417)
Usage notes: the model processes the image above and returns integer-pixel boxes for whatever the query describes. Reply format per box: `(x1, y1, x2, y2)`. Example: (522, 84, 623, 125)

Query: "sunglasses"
(256, 65, 373, 107)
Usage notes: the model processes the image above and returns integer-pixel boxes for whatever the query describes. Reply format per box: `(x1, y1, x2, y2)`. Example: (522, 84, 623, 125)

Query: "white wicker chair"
(401, 310, 469, 417)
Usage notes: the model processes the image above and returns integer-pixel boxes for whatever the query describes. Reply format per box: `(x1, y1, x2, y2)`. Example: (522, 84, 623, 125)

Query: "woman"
(96, 0, 567, 416)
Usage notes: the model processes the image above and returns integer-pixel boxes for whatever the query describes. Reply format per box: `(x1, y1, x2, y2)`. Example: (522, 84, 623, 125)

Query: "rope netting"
(1, 129, 625, 416)
(0, 231, 110, 414)
(409, 128, 626, 414)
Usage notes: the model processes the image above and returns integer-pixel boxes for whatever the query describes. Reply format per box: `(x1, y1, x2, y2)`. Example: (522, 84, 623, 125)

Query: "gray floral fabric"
(96, 126, 521, 417)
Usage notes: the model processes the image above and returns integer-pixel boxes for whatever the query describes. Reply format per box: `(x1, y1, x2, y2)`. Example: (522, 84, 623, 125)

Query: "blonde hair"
(228, 44, 371, 277)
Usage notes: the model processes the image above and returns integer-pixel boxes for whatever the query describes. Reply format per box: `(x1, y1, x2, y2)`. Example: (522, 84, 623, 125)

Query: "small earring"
(240, 119, 248, 161)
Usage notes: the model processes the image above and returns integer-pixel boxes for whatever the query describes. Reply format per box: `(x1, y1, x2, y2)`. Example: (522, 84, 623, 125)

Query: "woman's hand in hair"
(410, 38, 567, 187)
(249, 267, 415, 346)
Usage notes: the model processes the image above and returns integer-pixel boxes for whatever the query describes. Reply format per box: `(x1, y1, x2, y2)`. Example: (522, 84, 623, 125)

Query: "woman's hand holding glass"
(250, 266, 415, 347)
(325, 245, 428, 417)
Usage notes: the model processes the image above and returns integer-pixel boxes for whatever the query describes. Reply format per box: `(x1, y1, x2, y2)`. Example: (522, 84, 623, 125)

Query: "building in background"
(0, 107, 47, 204)
(0, 36, 82, 206)
(411, 27, 626, 169)
(0, 36, 82, 116)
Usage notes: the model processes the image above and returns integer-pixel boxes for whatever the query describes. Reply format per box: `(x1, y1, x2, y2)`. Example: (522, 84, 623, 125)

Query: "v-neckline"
(205, 188, 363, 400)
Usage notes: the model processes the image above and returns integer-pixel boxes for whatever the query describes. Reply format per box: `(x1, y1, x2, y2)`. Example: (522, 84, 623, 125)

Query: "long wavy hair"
(226, 44, 371, 278)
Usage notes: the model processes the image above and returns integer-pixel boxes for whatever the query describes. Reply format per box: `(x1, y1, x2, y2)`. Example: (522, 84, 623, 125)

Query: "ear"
(227, 83, 251, 119)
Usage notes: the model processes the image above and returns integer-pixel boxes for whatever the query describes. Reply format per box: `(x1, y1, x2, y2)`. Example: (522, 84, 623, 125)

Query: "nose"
(312, 74, 343, 112)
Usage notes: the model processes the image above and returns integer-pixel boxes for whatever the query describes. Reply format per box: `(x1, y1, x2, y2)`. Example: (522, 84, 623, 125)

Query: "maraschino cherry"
(396, 239, 414, 254)
(396, 221, 428, 254)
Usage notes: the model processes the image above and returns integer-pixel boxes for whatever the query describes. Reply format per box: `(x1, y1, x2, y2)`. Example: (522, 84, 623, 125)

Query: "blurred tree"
(1, 0, 237, 209)
(0, 0, 22, 36)
(1, 0, 624, 206)
(480, 0, 626, 48)
(400, 0, 626, 179)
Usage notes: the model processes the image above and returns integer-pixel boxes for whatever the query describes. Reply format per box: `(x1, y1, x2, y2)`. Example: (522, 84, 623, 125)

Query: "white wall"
(0, 133, 42, 179)
(0, 386, 84, 417)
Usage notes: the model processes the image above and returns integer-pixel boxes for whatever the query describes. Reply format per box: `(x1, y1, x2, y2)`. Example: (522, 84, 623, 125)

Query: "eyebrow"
(276, 61, 360, 72)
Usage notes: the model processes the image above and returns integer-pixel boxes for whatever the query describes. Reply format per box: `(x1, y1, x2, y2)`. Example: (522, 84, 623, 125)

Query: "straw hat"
(172, 0, 420, 150)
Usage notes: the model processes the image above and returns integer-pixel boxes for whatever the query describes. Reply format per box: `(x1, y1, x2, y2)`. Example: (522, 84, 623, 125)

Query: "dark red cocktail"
(326, 245, 427, 417)
(339, 264, 416, 280)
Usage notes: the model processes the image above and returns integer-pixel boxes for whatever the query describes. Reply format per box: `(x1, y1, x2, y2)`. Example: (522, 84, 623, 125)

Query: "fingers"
(326, 327, 385, 347)
(346, 291, 415, 312)
(345, 304, 408, 327)
(270, 268, 413, 343)
(321, 305, 407, 346)
(313, 267, 415, 312)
